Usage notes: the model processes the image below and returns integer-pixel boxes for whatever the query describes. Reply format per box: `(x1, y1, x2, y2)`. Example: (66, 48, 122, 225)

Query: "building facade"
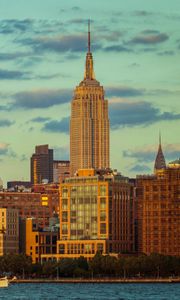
(20, 218, 59, 263)
(0, 191, 59, 229)
(70, 24, 109, 175)
(136, 159, 180, 256)
(56, 169, 135, 260)
(0, 208, 19, 256)
(53, 160, 70, 183)
(31, 144, 53, 184)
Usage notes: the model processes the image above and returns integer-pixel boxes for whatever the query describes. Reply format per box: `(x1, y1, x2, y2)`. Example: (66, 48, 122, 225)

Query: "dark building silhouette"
(7, 181, 31, 190)
(31, 145, 53, 184)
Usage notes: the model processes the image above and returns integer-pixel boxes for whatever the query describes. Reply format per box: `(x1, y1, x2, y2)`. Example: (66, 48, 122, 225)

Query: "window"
(100, 223, 106, 234)
(46, 235, 51, 245)
(97, 243, 104, 253)
(62, 199, 68, 210)
(100, 185, 106, 196)
(62, 211, 68, 222)
(62, 188, 68, 197)
(100, 198, 106, 209)
(100, 211, 106, 222)
(35, 235, 38, 243)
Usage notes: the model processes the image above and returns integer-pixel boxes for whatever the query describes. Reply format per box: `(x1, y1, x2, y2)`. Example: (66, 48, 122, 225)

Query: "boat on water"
(0, 276, 9, 288)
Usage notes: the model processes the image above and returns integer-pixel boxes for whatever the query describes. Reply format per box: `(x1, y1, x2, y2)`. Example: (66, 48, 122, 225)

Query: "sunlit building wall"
(136, 159, 180, 256)
(57, 169, 135, 259)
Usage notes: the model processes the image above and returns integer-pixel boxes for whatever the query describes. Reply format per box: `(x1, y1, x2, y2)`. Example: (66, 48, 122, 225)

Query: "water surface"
(0, 283, 180, 300)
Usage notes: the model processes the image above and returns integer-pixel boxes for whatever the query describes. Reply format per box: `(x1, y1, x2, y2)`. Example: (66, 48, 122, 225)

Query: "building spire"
(159, 130, 161, 146)
(84, 19, 95, 80)
(88, 19, 91, 53)
(154, 133, 166, 172)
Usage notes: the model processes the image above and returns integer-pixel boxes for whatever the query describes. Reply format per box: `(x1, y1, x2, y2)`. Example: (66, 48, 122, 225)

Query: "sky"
(0, 0, 180, 185)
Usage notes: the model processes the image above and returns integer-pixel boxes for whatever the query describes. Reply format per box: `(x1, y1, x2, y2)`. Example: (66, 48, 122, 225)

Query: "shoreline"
(9, 278, 180, 284)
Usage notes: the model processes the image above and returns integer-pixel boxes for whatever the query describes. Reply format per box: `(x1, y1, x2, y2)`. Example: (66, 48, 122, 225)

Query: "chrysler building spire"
(154, 132, 166, 172)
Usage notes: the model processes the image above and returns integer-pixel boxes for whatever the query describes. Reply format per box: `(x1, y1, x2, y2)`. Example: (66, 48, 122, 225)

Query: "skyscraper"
(70, 22, 110, 175)
(31, 144, 53, 184)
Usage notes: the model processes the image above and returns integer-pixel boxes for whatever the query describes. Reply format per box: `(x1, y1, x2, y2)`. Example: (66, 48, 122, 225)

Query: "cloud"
(133, 11, 153, 17)
(42, 117, 69, 134)
(109, 99, 180, 129)
(60, 6, 81, 13)
(0, 19, 33, 34)
(123, 147, 156, 163)
(0, 119, 14, 127)
(30, 117, 51, 123)
(53, 145, 70, 160)
(129, 164, 151, 173)
(0, 105, 9, 111)
(157, 50, 175, 56)
(70, 18, 89, 25)
(142, 30, 160, 35)
(96, 30, 123, 43)
(0, 52, 32, 61)
(72, 6, 81, 11)
(103, 45, 131, 52)
(11, 89, 72, 109)
(20, 34, 101, 53)
(36, 73, 66, 80)
(130, 32, 169, 45)
(106, 86, 144, 98)
(65, 53, 80, 60)
(19, 154, 28, 161)
(0, 69, 31, 80)
(123, 143, 180, 163)
(0, 143, 28, 161)
(0, 143, 9, 155)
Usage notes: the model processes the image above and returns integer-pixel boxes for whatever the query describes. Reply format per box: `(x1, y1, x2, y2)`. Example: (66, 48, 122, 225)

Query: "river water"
(0, 283, 180, 300)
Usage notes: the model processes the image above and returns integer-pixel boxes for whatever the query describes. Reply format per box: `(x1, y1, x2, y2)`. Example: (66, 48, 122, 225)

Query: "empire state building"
(70, 23, 110, 175)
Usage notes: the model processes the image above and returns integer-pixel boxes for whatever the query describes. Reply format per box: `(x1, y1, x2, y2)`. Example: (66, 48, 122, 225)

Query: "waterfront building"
(53, 160, 70, 183)
(0, 191, 59, 229)
(0, 208, 19, 256)
(31, 144, 53, 184)
(136, 154, 180, 256)
(70, 23, 110, 175)
(20, 218, 59, 263)
(56, 169, 135, 260)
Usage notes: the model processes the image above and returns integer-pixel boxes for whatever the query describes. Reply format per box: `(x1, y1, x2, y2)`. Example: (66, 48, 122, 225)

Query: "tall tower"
(31, 144, 53, 184)
(70, 22, 110, 175)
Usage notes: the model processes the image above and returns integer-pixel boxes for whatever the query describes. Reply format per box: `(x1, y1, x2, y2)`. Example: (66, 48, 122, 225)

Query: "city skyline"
(0, 0, 180, 185)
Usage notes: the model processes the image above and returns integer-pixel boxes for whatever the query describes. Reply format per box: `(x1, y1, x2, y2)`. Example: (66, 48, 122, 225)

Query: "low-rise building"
(20, 218, 59, 263)
(0, 208, 19, 256)
(0, 192, 59, 228)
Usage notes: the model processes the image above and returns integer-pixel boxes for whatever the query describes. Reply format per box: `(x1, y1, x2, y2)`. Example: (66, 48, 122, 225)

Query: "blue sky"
(0, 0, 180, 185)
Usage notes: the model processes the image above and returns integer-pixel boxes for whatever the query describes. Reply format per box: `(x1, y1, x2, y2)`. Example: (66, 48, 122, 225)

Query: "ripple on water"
(0, 283, 180, 300)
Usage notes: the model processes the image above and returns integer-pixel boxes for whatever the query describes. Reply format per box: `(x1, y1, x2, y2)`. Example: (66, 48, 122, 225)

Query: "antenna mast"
(88, 19, 91, 53)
